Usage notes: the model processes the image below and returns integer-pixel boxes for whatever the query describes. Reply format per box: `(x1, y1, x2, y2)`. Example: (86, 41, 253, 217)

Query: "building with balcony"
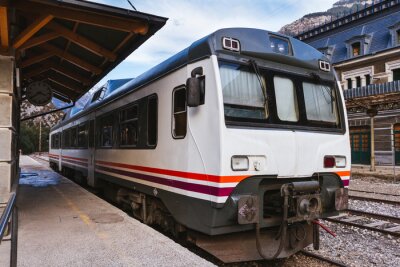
(296, 0, 400, 166)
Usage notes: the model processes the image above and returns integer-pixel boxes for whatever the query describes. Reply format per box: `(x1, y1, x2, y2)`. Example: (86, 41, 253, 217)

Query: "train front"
(188, 29, 351, 262)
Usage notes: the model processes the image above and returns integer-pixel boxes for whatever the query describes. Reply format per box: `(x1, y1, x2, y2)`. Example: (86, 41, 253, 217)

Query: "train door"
(350, 126, 371, 165)
(87, 119, 96, 186)
(394, 124, 400, 165)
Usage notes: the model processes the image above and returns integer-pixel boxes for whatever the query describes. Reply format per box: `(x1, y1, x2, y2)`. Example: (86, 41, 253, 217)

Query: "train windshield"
(219, 61, 341, 130)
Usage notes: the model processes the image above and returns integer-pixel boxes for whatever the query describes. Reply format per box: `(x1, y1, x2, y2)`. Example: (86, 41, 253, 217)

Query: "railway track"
(349, 195, 400, 206)
(301, 250, 349, 267)
(326, 209, 400, 237)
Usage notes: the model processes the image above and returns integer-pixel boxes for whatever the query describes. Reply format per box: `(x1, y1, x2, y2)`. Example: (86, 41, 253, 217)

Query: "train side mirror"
(186, 67, 205, 107)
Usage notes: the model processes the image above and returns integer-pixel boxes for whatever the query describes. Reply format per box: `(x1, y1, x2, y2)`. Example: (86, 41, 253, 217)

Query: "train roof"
(52, 27, 329, 131)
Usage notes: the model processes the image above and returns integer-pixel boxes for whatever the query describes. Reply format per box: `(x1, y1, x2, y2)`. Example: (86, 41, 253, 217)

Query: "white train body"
(49, 28, 350, 261)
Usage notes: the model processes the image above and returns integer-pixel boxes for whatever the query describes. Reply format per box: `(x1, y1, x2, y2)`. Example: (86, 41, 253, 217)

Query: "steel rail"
(326, 211, 400, 237)
(349, 189, 400, 197)
(347, 209, 400, 224)
(349, 195, 400, 205)
(301, 250, 349, 267)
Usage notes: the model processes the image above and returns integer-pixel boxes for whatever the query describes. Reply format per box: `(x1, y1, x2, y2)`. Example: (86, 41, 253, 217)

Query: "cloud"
(90, 0, 337, 84)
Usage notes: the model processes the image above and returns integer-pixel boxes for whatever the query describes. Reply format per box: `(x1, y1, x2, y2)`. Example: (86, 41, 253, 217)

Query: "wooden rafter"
(41, 43, 102, 74)
(14, 1, 149, 34)
(20, 50, 54, 68)
(22, 64, 50, 79)
(48, 76, 81, 93)
(47, 22, 117, 61)
(49, 63, 91, 85)
(13, 14, 54, 49)
(18, 31, 60, 52)
(0, 6, 8, 48)
(49, 81, 79, 100)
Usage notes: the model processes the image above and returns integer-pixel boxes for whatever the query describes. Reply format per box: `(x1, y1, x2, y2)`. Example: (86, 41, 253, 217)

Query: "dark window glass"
(147, 96, 157, 146)
(63, 129, 70, 148)
(393, 68, 400, 81)
(365, 74, 371, 86)
(347, 78, 352, 89)
(352, 42, 361, 57)
(89, 120, 94, 148)
(397, 29, 400, 45)
(356, 76, 361, 88)
(98, 115, 114, 148)
(120, 105, 138, 147)
(71, 127, 78, 148)
(77, 123, 88, 148)
(172, 88, 187, 138)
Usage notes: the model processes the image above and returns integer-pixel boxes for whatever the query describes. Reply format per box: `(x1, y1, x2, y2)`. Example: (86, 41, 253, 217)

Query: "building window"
(347, 78, 352, 89)
(356, 76, 361, 88)
(366, 74, 371, 86)
(119, 105, 138, 147)
(172, 87, 187, 138)
(352, 42, 361, 57)
(394, 68, 400, 81)
(147, 96, 158, 146)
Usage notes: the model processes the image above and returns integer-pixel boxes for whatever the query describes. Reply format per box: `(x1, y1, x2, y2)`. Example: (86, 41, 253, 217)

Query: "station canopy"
(0, 0, 167, 102)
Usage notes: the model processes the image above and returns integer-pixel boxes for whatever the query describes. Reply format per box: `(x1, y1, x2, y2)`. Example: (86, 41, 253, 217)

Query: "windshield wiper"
(248, 59, 269, 117)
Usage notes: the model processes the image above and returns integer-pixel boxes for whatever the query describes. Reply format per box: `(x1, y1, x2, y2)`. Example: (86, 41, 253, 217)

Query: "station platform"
(12, 156, 214, 267)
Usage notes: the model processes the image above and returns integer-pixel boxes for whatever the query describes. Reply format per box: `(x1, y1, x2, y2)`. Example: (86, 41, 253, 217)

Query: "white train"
(49, 28, 350, 262)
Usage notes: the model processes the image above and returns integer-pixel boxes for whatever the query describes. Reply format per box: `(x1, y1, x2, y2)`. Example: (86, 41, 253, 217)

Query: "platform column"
(0, 56, 17, 202)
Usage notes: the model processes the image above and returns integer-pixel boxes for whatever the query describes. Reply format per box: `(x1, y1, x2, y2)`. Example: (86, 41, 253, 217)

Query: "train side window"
(120, 105, 138, 147)
(172, 87, 187, 139)
(273, 76, 299, 122)
(89, 120, 94, 148)
(78, 123, 88, 148)
(99, 114, 114, 148)
(147, 96, 158, 146)
(71, 127, 78, 148)
(63, 129, 70, 148)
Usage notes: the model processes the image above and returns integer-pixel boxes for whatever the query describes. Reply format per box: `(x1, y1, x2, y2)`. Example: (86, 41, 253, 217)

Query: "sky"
(54, 0, 338, 107)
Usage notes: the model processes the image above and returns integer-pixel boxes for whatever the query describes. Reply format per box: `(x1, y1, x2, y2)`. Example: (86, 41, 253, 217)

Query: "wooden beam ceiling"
(20, 50, 54, 68)
(49, 63, 91, 85)
(0, 6, 9, 48)
(18, 31, 60, 51)
(41, 43, 102, 74)
(14, 1, 149, 34)
(48, 76, 81, 93)
(13, 14, 54, 49)
(47, 22, 117, 61)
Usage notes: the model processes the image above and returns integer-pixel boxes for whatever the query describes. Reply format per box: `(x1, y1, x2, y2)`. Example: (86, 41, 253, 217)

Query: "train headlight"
(335, 156, 346, 168)
(231, 156, 249, 171)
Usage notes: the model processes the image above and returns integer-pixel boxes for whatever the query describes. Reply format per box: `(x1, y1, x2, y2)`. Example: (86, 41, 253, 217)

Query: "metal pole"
(39, 120, 42, 153)
(370, 116, 375, 171)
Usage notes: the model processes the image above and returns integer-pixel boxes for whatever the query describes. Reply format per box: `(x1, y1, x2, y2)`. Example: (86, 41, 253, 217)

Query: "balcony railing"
(343, 80, 400, 100)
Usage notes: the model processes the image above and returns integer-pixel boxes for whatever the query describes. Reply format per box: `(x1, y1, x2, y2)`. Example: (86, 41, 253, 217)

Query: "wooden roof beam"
(47, 22, 117, 61)
(48, 76, 82, 93)
(22, 64, 50, 79)
(13, 14, 54, 49)
(14, 1, 149, 34)
(19, 50, 54, 68)
(0, 6, 9, 48)
(41, 43, 102, 75)
(48, 63, 91, 85)
(18, 31, 60, 52)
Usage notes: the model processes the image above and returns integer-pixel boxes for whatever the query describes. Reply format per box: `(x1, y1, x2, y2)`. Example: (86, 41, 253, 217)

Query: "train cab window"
(172, 87, 187, 138)
(77, 123, 88, 148)
(91, 87, 105, 103)
(273, 76, 299, 122)
(147, 96, 158, 146)
(120, 105, 138, 146)
(99, 114, 114, 148)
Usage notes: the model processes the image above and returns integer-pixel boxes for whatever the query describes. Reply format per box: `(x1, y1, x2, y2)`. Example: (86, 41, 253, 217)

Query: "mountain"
(279, 0, 374, 36)
(21, 100, 65, 128)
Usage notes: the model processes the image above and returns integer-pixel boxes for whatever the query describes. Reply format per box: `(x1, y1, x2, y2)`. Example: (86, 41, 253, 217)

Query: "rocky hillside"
(21, 101, 65, 128)
(279, 0, 374, 36)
